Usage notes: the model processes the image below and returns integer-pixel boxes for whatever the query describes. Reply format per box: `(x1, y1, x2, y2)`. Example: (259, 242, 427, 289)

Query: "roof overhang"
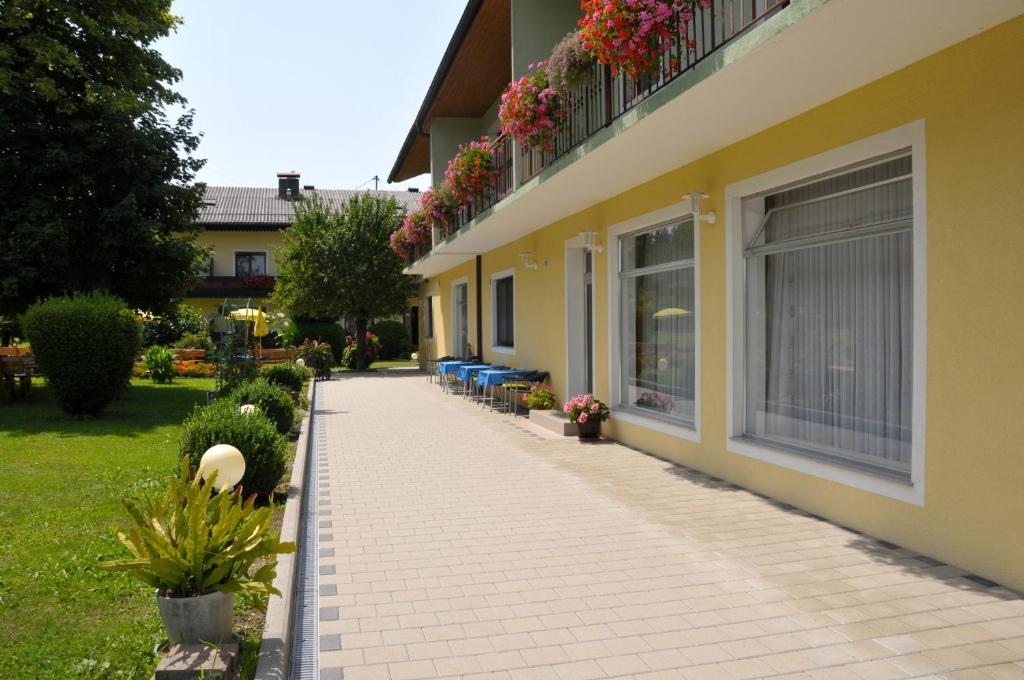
(388, 0, 511, 184)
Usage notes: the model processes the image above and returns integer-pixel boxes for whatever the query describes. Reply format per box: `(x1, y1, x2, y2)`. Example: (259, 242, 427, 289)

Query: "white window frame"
(451, 276, 469, 358)
(725, 120, 927, 506)
(232, 250, 268, 277)
(489, 268, 515, 354)
(607, 201, 701, 443)
(423, 295, 434, 340)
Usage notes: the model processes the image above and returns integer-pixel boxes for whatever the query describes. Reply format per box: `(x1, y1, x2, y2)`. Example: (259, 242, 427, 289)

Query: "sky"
(156, 0, 467, 191)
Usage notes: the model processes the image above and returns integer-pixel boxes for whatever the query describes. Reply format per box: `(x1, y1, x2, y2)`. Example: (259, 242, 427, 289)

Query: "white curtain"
(745, 156, 913, 473)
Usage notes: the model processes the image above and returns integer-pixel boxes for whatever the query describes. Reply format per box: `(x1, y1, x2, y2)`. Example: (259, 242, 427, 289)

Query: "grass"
(0, 377, 275, 679)
(338, 358, 419, 372)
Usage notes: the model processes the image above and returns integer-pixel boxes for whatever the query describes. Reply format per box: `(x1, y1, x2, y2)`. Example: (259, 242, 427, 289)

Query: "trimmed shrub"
(369, 320, 409, 360)
(140, 303, 207, 347)
(174, 330, 214, 353)
(22, 292, 140, 415)
(143, 345, 176, 384)
(221, 358, 259, 393)
(229, 378, 295, 435)
(280, 319, 345, 364)
(179, 399, 286, 499)
(261, 363, 308, 394)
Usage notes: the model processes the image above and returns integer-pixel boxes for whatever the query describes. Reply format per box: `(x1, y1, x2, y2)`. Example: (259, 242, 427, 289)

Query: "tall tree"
(273, 194, 416, 370)
(0, 1, 207, 316)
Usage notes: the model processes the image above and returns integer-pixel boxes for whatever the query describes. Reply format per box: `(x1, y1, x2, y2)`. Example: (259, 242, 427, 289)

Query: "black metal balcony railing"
(521, 0, 786, 183)
(417, 0, 787, 264)
(451, 133, 515, 234)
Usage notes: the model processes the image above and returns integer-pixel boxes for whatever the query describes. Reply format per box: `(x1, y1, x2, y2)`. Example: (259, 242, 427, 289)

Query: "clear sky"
(156, 0, 467, 191)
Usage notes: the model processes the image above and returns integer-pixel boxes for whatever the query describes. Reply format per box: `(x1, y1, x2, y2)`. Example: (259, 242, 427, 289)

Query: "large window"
(492, 271, 514, 350)
(618, 219, 696, 426)
(424, 296, 434, 340)
(235, 251, 267, 276)
(743, 152, 913, 479)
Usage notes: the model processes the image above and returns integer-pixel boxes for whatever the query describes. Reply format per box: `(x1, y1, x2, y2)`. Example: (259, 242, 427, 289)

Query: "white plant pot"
(156, 590, 234, 645)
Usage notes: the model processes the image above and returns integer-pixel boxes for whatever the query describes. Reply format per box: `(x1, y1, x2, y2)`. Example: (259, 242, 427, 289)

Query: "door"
(566, 244, 596, 396)
(453, 282, 469, 358)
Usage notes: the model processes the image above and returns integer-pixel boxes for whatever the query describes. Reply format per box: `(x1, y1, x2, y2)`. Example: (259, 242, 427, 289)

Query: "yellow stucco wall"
(419, 18, 1024, 590)
(197, 230, 285, 277)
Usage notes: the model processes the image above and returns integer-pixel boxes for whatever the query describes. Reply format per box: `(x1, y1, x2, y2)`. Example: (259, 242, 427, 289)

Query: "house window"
(742, 152, 913, 479)
(491, 271, 514, 350)
(424, 296, 434, 339)
(618, 219, 696, 426)
(235, 252, 267, 276)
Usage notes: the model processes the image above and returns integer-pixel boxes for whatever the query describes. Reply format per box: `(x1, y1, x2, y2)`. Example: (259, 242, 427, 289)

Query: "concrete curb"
(253, 378, 316, 680)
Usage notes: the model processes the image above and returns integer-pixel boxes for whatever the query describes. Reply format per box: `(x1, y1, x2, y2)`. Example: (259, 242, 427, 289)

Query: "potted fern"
(100, 461, 296, 645)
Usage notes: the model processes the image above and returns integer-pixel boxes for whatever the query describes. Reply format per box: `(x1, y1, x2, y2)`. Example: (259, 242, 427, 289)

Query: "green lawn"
(0, 378, 268, 678)
(337, 359, 420, 372)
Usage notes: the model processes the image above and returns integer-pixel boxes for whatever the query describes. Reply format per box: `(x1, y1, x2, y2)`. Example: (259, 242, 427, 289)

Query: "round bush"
(229, 378, 295, 434)
(179, 399, 286, 499)
(369, 320, 409, 360)
(260, 363, 308, 394)
(22, 292, 140, 416)
(280, 319, 345, 364)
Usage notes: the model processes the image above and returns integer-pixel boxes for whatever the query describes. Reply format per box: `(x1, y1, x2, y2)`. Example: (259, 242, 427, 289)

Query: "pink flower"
(578, 412, 588, 423)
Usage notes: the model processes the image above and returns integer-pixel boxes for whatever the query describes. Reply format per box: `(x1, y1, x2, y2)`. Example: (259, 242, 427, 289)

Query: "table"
(476, 369, 530, 411)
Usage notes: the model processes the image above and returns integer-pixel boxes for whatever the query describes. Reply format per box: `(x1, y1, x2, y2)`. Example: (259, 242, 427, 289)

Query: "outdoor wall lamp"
(519, 252, 540, 270)
(685, 192, 717, 225)
(581, 231, 604, 253)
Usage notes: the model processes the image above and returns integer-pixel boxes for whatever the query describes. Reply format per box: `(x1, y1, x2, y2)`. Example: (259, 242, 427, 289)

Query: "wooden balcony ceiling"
(389, 0, 511, 183)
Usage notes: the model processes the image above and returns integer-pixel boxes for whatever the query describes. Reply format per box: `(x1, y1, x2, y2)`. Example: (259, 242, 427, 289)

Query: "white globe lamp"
(199, 444, 246, 491)
(295, 358, 305, 367)
(239, 404, 257, 415)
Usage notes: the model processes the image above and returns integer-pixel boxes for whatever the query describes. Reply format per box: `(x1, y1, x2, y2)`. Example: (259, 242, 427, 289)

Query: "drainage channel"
(288, 383, 321, 680)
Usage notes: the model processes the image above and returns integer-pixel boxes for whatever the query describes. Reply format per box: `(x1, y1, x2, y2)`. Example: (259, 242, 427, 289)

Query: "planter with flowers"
(564, 393, 610, 440)
(499, 62, 567, 152)
(420, 184, 459, 238)
(578, 0, 710, 79)
(390, 227, 416, 263)
(445, 136, 500, 206)
(547, 30, 596, 95)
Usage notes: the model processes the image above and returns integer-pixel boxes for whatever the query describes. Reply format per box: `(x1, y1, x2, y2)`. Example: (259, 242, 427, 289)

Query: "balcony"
(189, 275, 276, 298)
(406, 0, 1023, 278)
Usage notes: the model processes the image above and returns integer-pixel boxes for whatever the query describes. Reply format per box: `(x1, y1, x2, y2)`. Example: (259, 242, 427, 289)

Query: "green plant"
(220, 357, 259, 393)
(229, 378, 295, 435)
(21, 292, 141, 416)
(547, 30, 595, 94)
(179, 399, 287, 499)
(296, 340, 333, 380)
(174, 330, 214, 353)
(0, 314, 21, 345)
(143, 345, 176, 384)
(261, 363, 308, 394)
(370, 320, 409, 360)
(526, 384, 557, 410)
(99, 460, 295, 598)
(280, 319, 346, 364)
(342, 331, 381, 369)
(140, 303, 208, 348)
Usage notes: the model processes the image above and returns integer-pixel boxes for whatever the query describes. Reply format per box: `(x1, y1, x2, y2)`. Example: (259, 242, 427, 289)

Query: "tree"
(0, 2, 207, 316)
(273, 194, 416, 370)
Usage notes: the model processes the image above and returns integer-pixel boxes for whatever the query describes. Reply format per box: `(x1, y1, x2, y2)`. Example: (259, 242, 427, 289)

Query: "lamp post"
(198, 444, 246, 491)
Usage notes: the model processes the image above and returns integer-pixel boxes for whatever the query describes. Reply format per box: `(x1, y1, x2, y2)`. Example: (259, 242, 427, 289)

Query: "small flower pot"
(156, 590, 234, 645)
(576, 419, 601, 440)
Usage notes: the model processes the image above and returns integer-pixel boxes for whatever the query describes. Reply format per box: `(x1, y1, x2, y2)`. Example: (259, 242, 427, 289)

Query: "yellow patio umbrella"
(229, 308, 270, 360)
(653, 307, 689, 318)
(228, 308, 263, 322)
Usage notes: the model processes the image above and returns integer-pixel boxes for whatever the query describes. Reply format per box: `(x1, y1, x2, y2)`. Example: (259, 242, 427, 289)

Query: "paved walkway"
(314, 373, 1024, 680)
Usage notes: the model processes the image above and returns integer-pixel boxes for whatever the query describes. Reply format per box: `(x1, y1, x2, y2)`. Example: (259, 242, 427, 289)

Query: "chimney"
(277, 171, 300, 199)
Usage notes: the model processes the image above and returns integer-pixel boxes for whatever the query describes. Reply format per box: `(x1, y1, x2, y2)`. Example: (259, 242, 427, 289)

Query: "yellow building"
(391, 1, 1024, 590)
(186, 172, 421, 319)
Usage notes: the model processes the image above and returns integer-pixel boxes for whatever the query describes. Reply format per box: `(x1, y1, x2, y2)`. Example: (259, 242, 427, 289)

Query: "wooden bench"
(0, 346, 31, 357)
(174, 349, 207, 361)
(1, 357, 32, 400)
(258, 348, 297, 365)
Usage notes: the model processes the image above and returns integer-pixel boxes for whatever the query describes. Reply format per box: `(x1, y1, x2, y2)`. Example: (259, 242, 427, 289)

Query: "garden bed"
(0, 377, 304, 678)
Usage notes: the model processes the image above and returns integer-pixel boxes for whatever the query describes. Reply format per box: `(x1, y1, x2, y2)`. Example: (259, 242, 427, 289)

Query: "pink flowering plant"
(499, 62, 567, 152)
(563, 393, 610, 424)
(419, 185, 458, 235)
(445, 136, 500, 205)
(389, 227, 415, 263)
(578, 0, 711, 79)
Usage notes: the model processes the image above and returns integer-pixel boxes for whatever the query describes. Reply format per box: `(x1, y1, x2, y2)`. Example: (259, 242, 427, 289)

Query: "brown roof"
(388, 0, 511, 183)
(198, 186, 422, 229)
